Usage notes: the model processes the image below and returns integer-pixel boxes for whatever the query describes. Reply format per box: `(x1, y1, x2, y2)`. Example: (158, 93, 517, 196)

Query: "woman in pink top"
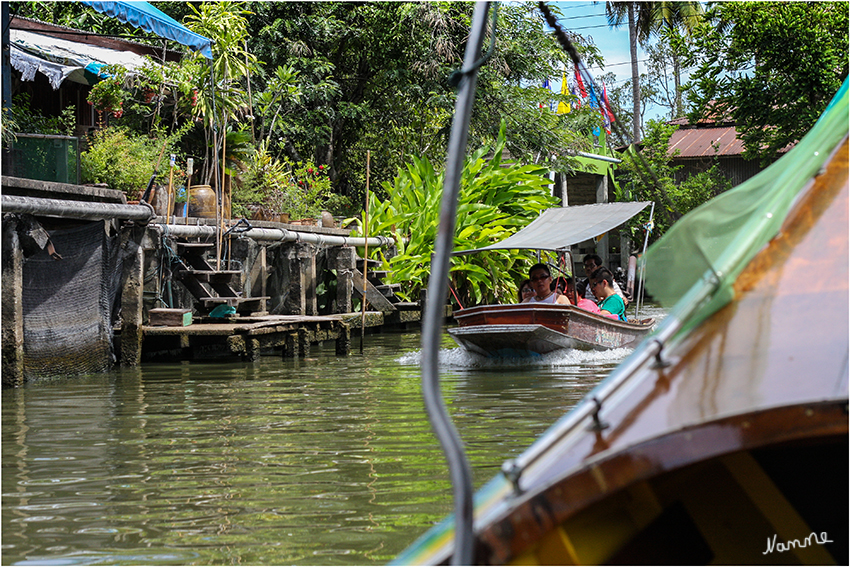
(574, 280, 601, 314)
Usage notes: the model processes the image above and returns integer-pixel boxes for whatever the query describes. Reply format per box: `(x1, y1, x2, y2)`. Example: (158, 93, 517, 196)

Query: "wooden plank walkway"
(136, 308, 430, 362)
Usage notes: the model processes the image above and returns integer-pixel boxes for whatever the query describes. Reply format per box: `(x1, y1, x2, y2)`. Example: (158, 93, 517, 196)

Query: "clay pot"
(187, 185, 216, 218)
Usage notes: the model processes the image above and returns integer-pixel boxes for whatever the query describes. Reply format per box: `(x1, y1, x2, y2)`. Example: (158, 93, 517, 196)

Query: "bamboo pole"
(165, 154, 175, 224)
(185, 158, 194, 218)
(360, 150, 370, 353)
(217, 119, 227, 271)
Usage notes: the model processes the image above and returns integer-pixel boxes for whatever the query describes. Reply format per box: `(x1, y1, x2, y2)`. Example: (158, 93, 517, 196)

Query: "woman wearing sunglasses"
(522, 263, 571, 305)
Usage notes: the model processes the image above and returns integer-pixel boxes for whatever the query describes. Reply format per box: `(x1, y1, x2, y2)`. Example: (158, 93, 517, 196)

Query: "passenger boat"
(449, 199, 657, 357)
(400, 4, 849, 560)
(448, 303, 655, 357)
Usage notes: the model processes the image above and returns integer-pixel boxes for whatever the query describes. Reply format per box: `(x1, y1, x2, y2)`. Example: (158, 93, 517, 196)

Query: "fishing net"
(644, 78, 849, 332)
(22, 220, 123, 379)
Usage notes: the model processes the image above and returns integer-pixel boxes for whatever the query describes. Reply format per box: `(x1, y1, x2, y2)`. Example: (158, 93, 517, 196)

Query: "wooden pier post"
(336, 320, 351, 355)
(2, 217, 24, 386)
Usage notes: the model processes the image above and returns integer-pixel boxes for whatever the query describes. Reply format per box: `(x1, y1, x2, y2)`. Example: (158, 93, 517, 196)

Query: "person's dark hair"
(551, 275, 573, 292)
(576, 279, 588, 297)
(517, 278, 532, 302)
(529, 263, 550, 278)
(583, 254, 602, 266)
(592, 267, 614, 287)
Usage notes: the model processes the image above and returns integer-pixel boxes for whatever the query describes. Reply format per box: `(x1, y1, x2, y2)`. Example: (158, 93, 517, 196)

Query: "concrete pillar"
(119, 239, 144, 366)
(335, 321, 351, 356)
(284, 242, 317, 316)
(332, 246, 355, 314)
(553, 172, 568, 207)
(2, 216, 24, 386)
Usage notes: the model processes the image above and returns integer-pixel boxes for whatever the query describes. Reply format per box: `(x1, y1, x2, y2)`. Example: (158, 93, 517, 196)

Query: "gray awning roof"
(10, 29, 156, 88)
(453, 201, 651, 255)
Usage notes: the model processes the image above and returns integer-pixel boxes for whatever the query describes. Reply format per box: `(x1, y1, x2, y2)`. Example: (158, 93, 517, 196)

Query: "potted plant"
(87, 77, 125, 117)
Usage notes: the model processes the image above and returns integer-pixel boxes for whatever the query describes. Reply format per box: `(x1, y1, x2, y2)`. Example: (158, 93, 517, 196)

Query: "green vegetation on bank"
(352, 122, 559, 307)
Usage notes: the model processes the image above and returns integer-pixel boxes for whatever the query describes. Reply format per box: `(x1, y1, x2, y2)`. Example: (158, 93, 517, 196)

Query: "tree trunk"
(673, 52, 682, 118)
(628, 4, 640, 143)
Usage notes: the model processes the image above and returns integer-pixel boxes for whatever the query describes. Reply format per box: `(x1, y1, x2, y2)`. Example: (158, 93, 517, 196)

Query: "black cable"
(539, 1, 680, 221)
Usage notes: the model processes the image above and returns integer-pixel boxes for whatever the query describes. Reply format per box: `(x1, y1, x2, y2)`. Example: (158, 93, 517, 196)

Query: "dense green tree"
(245, 2, 598, 203)
(605, 1, 702, 139)
(685, 1, 849, 164)
(616, 120, 732, 243)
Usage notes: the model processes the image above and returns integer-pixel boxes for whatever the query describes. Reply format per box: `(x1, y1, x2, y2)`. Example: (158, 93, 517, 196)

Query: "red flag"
(603, 83, 615, 123)
(574, 66, 587, 98)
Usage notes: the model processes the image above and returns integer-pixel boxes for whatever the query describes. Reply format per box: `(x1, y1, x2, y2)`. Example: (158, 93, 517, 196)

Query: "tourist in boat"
(574, 280, 601, 314)
(591, 267, 627, 321)
(556, 276, 576, 305)
(522, 263, 571, 304)
(582, 254, 629, 306)
(517, 278, 534, 303)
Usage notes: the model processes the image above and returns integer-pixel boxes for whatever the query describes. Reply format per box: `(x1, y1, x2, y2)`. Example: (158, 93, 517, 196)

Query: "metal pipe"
(156, 223, 391, 248)
(574, 150, 622, 164)
(422, 3, 491, 564)
(2, 195, 154, 222)
(635, 201, 655, 319)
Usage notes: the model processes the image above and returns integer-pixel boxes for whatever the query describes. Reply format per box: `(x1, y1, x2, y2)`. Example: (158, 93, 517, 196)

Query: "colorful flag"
(574, 65, 587, 98)
(569, 83, 581, 110)
(539, 78, 551, 110)
(556, 71, 571, 114)
(603, 82, 616, 124)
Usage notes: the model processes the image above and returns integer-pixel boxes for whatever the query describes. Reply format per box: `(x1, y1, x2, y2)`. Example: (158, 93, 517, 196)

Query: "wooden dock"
(132, 308, 429, 362)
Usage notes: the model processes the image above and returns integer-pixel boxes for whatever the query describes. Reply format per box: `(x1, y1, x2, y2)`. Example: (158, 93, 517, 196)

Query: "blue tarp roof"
(80, 1, 213, 59)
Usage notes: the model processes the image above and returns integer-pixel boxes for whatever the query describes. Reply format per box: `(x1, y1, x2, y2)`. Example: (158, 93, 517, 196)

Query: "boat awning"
(453, 201, 651, 255)
(80, 1, 213, 60)
(10, 28, 157, 88)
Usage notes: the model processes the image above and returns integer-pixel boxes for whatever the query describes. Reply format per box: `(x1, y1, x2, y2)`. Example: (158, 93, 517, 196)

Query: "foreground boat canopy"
(645, 78, 849, 330)
(452, 201, 651, 255)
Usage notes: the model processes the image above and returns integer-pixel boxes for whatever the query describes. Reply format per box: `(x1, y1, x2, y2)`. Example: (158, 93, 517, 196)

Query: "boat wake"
(397, 346, 633, 369)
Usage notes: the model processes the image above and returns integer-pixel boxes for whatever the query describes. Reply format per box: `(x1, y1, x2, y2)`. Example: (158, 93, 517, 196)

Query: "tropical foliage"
(231, 140, 334, 221)
(351, 122, 559, 308)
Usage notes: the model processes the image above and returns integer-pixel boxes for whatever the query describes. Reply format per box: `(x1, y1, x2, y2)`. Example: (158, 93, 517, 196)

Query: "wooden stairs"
(352, 257, 419, 312)
(175, 241, 268, 315)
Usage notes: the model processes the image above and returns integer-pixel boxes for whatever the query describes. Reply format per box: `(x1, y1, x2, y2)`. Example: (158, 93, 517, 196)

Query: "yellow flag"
(556, 71, 571, 114)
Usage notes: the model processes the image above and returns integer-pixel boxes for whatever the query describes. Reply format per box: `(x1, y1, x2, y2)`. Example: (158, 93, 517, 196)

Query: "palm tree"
(605, 2, 703, 140)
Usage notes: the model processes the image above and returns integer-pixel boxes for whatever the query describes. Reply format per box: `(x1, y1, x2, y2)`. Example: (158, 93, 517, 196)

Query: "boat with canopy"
(402, 1, 848, 564)
(449, 202, 656, 357)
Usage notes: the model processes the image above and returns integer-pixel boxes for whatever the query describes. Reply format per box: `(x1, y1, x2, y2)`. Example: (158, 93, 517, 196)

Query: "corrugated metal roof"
(667, 125, 744, 158)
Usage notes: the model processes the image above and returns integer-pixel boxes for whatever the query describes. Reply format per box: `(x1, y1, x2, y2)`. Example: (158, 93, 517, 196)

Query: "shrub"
(81, 126, 187, 198)
(232, 141, 333, 220)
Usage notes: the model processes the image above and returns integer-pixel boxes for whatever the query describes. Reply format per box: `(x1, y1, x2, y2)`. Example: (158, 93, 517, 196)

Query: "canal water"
(2, 310, 663, 566)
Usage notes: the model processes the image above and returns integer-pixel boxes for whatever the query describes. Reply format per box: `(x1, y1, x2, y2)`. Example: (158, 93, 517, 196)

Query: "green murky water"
(2, 326, 648, 565)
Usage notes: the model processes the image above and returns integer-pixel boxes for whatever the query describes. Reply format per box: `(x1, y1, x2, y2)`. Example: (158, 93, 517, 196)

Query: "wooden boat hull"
(448, 303, 654, 357)
(394, 135, 850, 566)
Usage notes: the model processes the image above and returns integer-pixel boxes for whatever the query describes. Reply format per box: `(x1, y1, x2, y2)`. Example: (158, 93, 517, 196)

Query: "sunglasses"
(530, 274, 550, 282)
